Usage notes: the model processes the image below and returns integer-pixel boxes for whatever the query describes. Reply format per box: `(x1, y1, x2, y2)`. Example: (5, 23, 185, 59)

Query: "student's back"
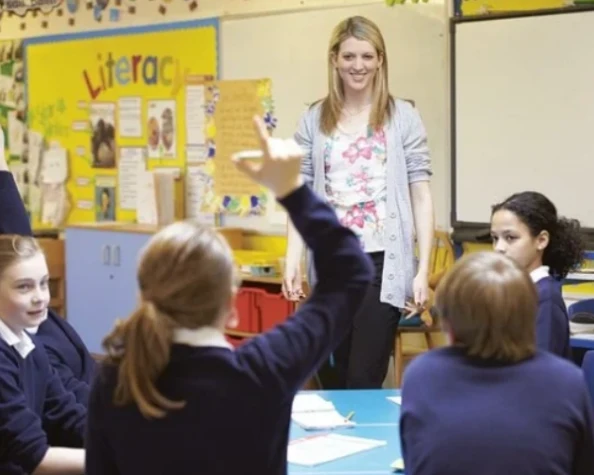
(400, 251, 594, 475)
(401, 347, 592, 475)
(85, 119, 374, 475)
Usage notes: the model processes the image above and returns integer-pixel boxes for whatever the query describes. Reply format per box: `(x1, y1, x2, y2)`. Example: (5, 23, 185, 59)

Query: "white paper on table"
(387, 396, 402, 405)
(287, 433, 387, 467)
(291, 410, 355, 431)
(292, 394, 335, 413)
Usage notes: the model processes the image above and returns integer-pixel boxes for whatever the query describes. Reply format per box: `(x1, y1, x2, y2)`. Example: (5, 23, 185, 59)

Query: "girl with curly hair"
(490, 191, 585, 358)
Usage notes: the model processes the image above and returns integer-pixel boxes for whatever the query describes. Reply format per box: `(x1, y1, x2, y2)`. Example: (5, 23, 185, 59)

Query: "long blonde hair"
(102, 221, 237, 419)
(320, 16, 393, 135)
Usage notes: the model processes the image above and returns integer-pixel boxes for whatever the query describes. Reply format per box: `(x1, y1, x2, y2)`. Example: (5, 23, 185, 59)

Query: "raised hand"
(232, 116, 304, 199)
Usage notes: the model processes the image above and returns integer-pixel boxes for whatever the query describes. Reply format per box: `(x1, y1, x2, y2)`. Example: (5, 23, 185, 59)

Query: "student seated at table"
(0, 235, 86, 475)
(0, 140, 96, 406)
(400, 251, 594, 475)
(84, 117, 374, 475)
(491, 191, 584, 357)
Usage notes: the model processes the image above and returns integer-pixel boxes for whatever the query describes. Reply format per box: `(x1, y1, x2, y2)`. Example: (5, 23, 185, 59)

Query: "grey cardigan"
(294, 98, 432, 308)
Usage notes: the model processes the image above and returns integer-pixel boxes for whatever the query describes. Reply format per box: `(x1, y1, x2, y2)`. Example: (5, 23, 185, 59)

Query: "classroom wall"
(1, 0, 451, 229)
(0, 0, 441, 39)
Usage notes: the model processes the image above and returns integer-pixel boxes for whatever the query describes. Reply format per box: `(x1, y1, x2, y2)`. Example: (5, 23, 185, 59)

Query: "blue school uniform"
(0, 170, 96, 405)
(400, 347, 594, 475)
(30, 312, 96, 405)
(85, 184, 374, 475)
(531, 266, 571, 358)
(0, 320, 86, 475)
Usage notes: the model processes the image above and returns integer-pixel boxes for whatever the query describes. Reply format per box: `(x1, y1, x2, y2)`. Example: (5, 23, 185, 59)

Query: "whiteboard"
(452, 9, 594, 230)
(221, 3, 446, 231)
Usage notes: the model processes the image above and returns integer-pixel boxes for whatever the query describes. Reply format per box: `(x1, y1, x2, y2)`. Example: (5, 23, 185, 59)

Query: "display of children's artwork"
(201, 78, 276, 216)
(90, 103, 117, 169)
(25, 19, 220, 229)
(94, 176, 117, 221)
(146, 100, 176, 159)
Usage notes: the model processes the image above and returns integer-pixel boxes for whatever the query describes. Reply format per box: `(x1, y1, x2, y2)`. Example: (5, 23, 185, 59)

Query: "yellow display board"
(461, 0, 566, 15)
(25, 19, 219, 229)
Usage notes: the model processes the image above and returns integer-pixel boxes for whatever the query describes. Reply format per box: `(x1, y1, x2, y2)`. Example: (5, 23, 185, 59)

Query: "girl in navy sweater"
(85, 117, 374, 475)
(0, 129, 96, 405)
(0, 235, 86, 474)
(400, 251, 594, 475)
(490, 191, 584, 357)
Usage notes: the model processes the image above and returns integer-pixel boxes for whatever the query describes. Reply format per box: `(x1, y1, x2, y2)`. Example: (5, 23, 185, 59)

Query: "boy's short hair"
(435, 251, 537, 363)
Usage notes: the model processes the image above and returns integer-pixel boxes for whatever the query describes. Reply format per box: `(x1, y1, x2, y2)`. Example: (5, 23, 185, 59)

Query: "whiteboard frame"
(450, 5, 594, 246)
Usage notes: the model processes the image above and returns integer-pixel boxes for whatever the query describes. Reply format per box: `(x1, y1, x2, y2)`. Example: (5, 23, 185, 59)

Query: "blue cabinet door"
(65, 228, 151, 354)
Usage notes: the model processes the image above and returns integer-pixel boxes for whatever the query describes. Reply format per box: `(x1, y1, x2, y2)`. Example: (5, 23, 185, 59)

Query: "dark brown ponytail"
(102, 301, 186, 419)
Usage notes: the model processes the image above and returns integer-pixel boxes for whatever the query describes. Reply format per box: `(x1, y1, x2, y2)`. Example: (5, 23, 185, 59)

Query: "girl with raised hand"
(85, 116, 374, 475)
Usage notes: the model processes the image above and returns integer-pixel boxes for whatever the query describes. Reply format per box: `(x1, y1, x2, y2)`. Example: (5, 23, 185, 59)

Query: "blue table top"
(571, 336, 594, 350)
(288, 389, 402, 475)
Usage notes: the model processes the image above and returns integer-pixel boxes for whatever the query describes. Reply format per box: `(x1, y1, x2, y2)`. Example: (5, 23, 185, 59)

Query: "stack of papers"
(288, 433, 387, 466)
(291, 394, 355, 430)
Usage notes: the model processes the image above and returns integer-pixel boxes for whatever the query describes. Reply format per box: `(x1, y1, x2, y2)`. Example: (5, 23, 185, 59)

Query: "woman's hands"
(403, 272, 430, 321)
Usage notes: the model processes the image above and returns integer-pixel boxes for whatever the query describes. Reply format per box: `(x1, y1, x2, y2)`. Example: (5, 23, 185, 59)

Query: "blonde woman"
(283, 16, 435, 388)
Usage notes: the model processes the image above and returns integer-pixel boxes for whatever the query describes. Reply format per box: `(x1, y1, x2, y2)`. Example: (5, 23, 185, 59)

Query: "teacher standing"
(283, 16, 435, 389)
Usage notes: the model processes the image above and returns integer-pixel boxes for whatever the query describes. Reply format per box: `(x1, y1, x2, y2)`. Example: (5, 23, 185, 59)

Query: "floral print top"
(324, 124, 388, 253)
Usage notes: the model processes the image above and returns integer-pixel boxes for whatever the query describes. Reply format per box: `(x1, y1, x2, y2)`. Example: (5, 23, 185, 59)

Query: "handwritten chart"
(203, 78, 275, 215)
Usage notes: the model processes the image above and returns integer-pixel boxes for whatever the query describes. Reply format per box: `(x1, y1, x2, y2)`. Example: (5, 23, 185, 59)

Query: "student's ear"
(536, 230, 550, 252)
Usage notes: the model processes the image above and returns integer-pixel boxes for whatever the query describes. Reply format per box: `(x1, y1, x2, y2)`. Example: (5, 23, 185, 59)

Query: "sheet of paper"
(291, 410, 355, 431)
(118, 147, 145, 210)
(186, 144, 207, 163)
(40, 146, 68, 184)
(118, 97, 142, 138)
(8, 111, 24, 157)
(27, 130, 43, 186)
(211, 80, 264, 198)
(136, 170, 157, 225)
(391, 458, 405, 472)
(287, 434, 387, 467)
(185, 165, 211, 220)
(292, 394, 335, 413)
(387, 396, 402, 405)
(185, 84, 206, 145)
(41, 184, 68, 227)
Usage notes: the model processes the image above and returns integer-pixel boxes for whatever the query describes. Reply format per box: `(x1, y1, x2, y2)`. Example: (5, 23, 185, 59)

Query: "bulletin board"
(24, 18, 219, 230)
